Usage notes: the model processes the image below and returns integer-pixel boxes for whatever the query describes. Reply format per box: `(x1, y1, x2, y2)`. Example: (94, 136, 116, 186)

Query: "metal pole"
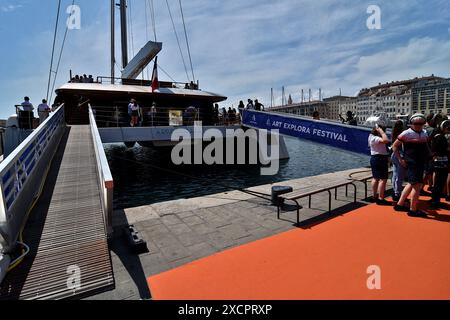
(111, 0, 115, 84)
(120, 0, 128, 69)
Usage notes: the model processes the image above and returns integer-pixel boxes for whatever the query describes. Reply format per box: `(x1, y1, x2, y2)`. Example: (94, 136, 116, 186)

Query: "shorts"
(131, 110, 139, 117)
(370, 155, 389, 180)
(406, 161, 425, 185)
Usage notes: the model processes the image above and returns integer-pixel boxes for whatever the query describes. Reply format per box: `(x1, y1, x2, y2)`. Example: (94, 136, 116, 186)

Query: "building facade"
(323, 96, 357, 121)
(412, 78, 450, 115)
(357, 76, 441, 124)
(269, 101, 330, 119)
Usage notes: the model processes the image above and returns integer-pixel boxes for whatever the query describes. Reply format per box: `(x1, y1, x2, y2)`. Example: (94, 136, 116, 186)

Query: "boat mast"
(119, 0, 128, 69)
(111, 0, 115, 84)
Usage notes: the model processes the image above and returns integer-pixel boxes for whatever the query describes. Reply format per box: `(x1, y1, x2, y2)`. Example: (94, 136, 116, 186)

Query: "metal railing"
(88, 105, 114, 237)
(90, 105, 242, 128)
(0, 105, 65, 252)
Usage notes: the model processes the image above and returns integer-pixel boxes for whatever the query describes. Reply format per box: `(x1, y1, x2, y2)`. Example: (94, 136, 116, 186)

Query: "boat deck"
(0, 126, 114, 300)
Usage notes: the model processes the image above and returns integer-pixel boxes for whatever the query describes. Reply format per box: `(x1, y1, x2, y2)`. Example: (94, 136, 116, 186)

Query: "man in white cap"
(392, 114, 430, 217)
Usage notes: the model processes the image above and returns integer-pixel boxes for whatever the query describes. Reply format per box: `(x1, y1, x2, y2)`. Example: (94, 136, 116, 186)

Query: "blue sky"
(0, 0, 449, 119)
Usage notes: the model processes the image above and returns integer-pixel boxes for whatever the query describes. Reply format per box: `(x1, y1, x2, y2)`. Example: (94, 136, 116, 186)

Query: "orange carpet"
(148, 199, 450, 300)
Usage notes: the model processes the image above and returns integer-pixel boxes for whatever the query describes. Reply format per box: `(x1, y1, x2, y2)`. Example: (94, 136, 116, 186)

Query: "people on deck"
(392, 114, 430, 217)
(21, 96, 34, 112)
(213, 104, 220, 125)
(254, 99, 264, 111)
(391, 120, 407, 201)
(246, 99, 254, 110)
(228, 107, 236, 124)
(368, 124, 390, 206)
(37, 99, 51, 124)
(129, 99, 141, 127)
(222, 108, 228, 125)
(238, 101, 245, 111)
(150, 102, 158, 127)
(184, 106, 198, 126)
(429, 119, 450, 209)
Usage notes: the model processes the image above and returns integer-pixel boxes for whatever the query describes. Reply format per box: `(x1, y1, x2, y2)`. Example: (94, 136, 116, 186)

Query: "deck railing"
(0, 105, 65, 251)
(88, 105, 114, 237)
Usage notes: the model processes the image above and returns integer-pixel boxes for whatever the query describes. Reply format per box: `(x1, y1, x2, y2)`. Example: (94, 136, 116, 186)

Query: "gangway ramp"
(0, 106, 114, 300)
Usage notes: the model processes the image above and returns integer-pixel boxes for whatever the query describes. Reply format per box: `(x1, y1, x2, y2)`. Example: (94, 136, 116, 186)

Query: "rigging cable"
(144, 0, 149, 80)
(50, 0, 76, 104)
(165, 0, 190, 82)
(178, 0, 195, 82)
(148, 0, 157, 42)
(46, 0, 62, 102)
(128, 0, 135, 57)
(157, 64, 176, 82)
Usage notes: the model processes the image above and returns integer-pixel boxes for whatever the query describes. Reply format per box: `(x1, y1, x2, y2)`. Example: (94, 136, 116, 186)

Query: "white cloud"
(1, 0, 450, 117)
(1, 4, 23, 13)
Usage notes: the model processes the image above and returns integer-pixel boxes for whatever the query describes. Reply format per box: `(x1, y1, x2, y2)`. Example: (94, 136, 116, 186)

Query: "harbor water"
(105, 137, 370, 209)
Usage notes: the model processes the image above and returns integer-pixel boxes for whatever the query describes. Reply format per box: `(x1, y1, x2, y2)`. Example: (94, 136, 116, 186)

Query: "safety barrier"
(88, 106, 114, 237)
(0, 105, 65, 252)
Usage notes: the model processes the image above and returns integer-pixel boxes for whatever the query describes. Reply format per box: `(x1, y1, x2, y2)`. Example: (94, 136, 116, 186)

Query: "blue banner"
(242, 110, 372, 155)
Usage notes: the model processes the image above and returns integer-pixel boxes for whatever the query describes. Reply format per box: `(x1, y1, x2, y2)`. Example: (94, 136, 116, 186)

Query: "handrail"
(0, 105, 65, 251)
(88, 105, 114, 237)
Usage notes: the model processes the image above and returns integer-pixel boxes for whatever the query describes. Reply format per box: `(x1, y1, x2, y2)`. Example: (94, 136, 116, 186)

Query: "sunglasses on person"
(412, 122, 425, 126)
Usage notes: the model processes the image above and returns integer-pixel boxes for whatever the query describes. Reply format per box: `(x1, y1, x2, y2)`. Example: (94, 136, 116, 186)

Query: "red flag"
(151, 56, 159, 92)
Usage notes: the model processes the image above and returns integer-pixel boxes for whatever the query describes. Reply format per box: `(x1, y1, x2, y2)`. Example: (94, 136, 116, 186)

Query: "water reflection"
(105, 137, 369, 209)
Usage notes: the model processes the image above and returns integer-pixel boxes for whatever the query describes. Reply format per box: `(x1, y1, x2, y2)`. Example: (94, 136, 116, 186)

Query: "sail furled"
(121, 41, 162, 79)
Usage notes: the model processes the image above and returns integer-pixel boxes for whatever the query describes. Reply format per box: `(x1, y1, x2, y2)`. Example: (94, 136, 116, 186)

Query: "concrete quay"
(89, 167, 380, 300)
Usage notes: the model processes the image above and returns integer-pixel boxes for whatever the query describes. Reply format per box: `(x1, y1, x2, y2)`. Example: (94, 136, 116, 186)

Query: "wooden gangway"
(0, 107, 114, 300)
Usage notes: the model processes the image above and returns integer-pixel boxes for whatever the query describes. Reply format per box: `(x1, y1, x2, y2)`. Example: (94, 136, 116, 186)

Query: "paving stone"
(237, 201, 261, 209)
(153, 234, 183, 249)
(249, 227, 279, 240)
(167, 223, 193, 236)
(159, 245, 191, 263)
(139, 218, 163, 228)
(176, 232, 205, 247)
(217, 224, 251, 241)
(206, 231, 236, 250)
(195, 208, 219, 220)
(140, 253, 172, 276)
(143, 223, 171, 237)
(187, 242, 217, 259)
(170, 256, 199, 270)
(182, 215, 205, 226)
(206, 214, 233, 228)
(231, 217, 263, 232)
(190, 223, 217, 235)
(254, 217, 285, 231)
(160, 215, 183, 226)
(176, 211, 196, 219)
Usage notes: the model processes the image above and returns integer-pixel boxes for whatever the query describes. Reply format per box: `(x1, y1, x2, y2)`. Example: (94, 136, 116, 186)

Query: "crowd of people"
(70, 74, 95, 83)
(213, 104, 240, 126)
(17, 97, 53, 125)
(369, 113, 450, 218)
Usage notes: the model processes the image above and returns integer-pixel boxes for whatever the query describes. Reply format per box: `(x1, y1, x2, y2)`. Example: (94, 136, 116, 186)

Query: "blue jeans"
(391, 154, 406, 196)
